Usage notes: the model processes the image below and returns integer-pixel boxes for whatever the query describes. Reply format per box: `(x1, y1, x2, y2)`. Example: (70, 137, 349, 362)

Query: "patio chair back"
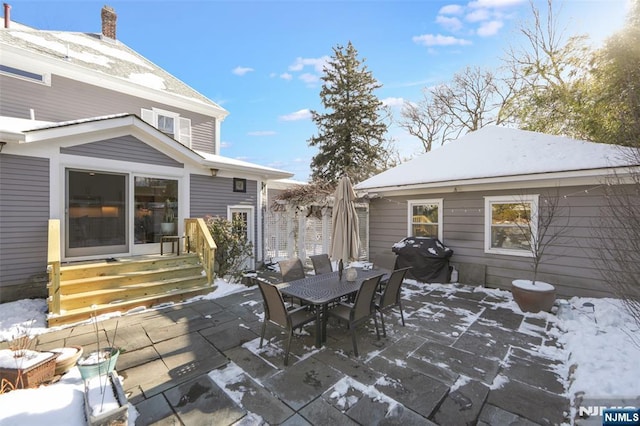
(257, 279, 315, 365)
(380, 267, 411, 309)
(371, 253, 397, 271)
(310, 254, 333, 275)
(278, 258, 306, 282)
(328, 274, 384, 357)
(257, 279, 288, 327)
(377, 267, 411, 336)
(353, 274, 384, 321)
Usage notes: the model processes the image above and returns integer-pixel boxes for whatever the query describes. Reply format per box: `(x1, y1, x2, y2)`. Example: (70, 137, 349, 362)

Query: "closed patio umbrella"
(330, 176, 360, 263)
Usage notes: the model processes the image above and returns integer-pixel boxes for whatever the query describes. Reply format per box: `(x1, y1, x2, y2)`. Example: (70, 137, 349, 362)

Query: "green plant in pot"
(161, 199, 176, 235)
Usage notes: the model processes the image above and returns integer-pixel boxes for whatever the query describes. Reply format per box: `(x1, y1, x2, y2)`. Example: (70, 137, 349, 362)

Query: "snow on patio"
(0, 278, 638, 425)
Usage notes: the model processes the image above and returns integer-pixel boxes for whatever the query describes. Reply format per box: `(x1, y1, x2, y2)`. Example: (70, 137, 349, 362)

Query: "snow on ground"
(0, 278, 249, 426)
(0, 279, 639, 425)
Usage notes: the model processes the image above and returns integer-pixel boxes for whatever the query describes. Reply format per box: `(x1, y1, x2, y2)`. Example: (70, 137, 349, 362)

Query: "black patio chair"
(375, 267, 411, 337)
(257, 279, 316, 366)
(310, 254, 333, 275)
(327, 274, 383, 357)
(278, 258, 306, 282)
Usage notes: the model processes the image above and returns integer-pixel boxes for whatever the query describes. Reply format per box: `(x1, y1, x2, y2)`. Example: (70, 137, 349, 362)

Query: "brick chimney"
(101, 5, 116, 39)
(4, 3, 11, 29)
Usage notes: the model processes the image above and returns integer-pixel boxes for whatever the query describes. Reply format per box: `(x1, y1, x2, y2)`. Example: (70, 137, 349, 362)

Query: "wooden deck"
(48, 254, 215, 326)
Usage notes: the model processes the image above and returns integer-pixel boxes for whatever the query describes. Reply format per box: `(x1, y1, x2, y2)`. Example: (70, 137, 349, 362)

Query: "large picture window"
(408, 199, 443, 241)
(485, 195, 538, 256)
(134, 177, 179, 244)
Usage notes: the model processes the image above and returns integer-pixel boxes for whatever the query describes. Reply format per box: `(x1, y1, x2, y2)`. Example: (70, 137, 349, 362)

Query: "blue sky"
(7, 0, 630, 181)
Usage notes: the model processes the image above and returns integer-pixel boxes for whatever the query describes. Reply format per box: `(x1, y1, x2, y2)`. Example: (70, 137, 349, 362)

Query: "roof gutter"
(0, 130, 25, 143)
(201, 159, 293, 180)
(356, 167, 640, 197)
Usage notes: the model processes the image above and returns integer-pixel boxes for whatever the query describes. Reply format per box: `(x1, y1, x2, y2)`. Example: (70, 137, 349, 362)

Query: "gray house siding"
(0, 154, 50, 302)
(0, 74, 216, 153)
(190, 174, 259, 258)
(61, 135, 183, 167)
(368, 185, 616, 298)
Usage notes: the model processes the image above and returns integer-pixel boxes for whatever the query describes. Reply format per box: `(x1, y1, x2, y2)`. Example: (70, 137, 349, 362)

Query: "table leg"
(315, 305, 322, 348)
(321, 304, 328, 344)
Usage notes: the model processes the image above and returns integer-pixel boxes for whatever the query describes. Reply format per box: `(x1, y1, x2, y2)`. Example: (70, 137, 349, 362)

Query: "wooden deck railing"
(47, 219, 61, 315)
(185, 218, 217, 284)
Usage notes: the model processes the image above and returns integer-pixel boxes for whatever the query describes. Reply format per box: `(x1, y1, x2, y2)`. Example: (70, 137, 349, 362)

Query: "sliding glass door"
(66, 170, 128, 257)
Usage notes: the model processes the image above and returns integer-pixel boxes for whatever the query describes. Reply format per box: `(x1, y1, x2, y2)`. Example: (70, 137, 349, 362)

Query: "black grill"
(392, 237, 454, 283)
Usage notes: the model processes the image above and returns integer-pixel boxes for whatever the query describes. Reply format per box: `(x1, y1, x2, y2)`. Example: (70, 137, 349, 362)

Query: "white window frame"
(484, 194, 539, 257)
(407, 199, 443, 241)
(228, 205, 255, 270)
(0, 64, 51, 86)
(140, 107, 192, 147)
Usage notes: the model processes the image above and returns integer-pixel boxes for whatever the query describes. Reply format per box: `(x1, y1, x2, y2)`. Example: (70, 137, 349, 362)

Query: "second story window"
(157, 114, 175, 137)
(141, 107, 191, 147)
(0, 64, 51, 85)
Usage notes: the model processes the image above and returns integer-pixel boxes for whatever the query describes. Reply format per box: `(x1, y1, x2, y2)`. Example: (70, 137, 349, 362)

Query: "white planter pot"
(84, 371, 129, 426)
(161, 222, 176, 235)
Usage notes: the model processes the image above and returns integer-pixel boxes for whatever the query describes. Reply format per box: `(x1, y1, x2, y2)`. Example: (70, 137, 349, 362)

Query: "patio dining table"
(278, 267, 391, 348)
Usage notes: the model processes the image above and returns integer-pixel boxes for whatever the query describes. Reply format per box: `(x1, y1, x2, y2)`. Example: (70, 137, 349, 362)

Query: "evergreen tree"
(309, 42, 389, 185)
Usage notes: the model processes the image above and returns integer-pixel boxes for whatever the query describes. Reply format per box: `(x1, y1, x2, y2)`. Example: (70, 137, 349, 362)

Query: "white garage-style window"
(407, 199, 443, 241)
(484, 195, 538, 257)
(141, 107, 192, 147)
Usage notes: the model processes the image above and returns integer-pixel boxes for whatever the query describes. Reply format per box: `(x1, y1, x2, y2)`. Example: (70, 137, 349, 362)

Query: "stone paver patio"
(32, 280, 570, 425)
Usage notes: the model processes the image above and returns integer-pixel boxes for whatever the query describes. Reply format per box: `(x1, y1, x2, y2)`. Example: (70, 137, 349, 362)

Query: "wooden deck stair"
(48, 254, 215, 326)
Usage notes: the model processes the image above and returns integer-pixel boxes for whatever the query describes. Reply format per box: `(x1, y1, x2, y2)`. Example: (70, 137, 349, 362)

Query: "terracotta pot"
(51, 345, 83, 375)
(511, 280, 556, 313)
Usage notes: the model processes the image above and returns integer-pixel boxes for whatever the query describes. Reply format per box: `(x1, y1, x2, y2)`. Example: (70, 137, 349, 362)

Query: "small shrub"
(205, 215, 254, 282)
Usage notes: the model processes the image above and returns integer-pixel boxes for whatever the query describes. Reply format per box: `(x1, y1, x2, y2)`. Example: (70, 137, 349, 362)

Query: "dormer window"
(141, 107, 191, 147)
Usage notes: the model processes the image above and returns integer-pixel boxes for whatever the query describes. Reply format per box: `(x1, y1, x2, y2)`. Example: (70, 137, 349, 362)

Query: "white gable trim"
(3, 115, 293, 181)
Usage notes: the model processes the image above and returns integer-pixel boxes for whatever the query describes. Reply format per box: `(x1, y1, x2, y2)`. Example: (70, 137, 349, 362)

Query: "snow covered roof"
(357, 126, 639, 192)
(0, 114, 292, 180)
(0, 22, 228, 118)
(196, 151, 293, 180)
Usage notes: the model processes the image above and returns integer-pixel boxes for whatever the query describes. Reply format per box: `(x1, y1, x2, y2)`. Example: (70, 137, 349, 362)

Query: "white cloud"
(477, 20, 504, 36)
(299, 73, 320, 84)
(466, 9, 490, 22)
(280, 72, 293, 80)
(232, 66, 254, 76)
(220, 141, 230, 148)
(288, 56, 330, 73)
(436, 15, 463, 31)
(382, 97, 405, 108)
(247, 130, 276, 136)
(412, 34, 472, 47)
(439, 4, 464, 15)
(279, 109, 312, 121)
(468, 0, 524, 8)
